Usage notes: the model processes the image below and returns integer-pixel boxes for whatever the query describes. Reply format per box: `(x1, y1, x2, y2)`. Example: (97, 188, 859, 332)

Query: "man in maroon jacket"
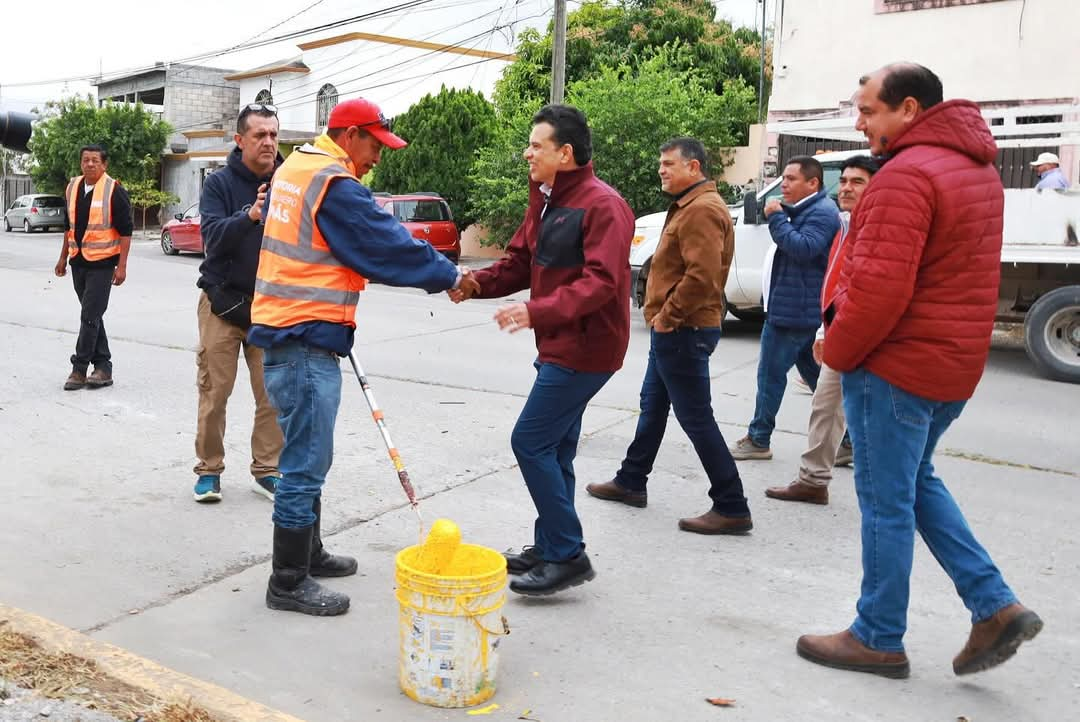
(797, 63, 1042, 679)
(452, 104, 634, 596)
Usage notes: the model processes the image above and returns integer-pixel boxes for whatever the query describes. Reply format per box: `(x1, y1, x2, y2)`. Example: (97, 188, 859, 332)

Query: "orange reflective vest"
(65, 174, 122, 261)
(251, 135, 367, 329)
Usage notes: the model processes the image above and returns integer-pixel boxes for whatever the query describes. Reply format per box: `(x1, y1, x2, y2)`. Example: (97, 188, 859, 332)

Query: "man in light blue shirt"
(1031, 152, 1070, 190)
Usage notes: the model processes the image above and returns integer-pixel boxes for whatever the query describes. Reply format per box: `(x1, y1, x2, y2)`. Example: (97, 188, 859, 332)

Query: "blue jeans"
(842, 368, 1017, 653)
(262, 342, 342, 529)
(616, 328, 748, 516)
(747, 322, 820, 447)
(512, 362, 613, 563)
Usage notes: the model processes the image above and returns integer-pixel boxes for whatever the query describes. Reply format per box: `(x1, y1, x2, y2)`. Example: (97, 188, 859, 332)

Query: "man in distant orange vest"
(54, 144, 133, 391)
(248, 97, 466, 616)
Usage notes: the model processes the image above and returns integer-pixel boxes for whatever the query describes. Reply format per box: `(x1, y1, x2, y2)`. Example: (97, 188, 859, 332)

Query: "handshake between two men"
(448, 267, 532, 333)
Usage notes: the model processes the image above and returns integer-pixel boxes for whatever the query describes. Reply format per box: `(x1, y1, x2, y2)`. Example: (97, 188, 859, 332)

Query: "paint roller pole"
(346, 351, 424, 537)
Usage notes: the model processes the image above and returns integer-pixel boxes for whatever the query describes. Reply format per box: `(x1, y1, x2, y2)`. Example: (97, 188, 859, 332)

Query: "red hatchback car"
(375, 193, 461, 263)
(161, 203, 204, 255)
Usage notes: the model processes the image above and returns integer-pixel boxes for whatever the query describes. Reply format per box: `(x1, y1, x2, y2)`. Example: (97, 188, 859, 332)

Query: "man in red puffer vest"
(797, 63, 1042, 680)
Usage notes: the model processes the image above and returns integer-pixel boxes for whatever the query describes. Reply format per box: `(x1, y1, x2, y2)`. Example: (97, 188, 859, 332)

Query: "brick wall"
(163, 66, 240, 147)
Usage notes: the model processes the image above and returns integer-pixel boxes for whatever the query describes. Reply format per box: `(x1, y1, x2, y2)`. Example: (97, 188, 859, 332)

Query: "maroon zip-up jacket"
(472, 162, 634, 373)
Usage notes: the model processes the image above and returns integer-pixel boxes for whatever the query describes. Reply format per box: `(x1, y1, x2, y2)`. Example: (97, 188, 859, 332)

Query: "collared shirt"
(539, 182, 553, 217)
(1036, 167, 1070, 190)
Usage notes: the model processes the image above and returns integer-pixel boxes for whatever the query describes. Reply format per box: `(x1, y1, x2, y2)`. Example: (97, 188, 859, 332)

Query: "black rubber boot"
(266, 525, 350, 616)
(310, 497, 359, 578)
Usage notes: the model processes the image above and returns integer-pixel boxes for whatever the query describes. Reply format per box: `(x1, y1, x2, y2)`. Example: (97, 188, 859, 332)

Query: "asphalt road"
(1, 228, 1076, 721)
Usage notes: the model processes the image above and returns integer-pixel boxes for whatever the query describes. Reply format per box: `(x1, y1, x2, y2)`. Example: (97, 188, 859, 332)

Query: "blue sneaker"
(193, 475, 222, 503)
(253, 475, 278, 501)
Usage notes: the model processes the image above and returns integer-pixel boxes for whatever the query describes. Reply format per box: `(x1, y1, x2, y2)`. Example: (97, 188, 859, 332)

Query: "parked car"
(374, 192, 461, 263)
(160, 203, 204, 255)
(3, 194, 66, 233)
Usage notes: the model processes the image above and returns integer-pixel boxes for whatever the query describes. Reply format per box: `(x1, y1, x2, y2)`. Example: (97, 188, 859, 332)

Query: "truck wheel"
(634, 260, 650, 308)
(729, 304, 767, 323)
(1024, 285, 1080, 383)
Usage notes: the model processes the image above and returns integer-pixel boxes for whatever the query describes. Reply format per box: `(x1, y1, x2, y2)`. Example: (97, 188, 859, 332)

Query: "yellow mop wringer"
(396, 519, 510, 708)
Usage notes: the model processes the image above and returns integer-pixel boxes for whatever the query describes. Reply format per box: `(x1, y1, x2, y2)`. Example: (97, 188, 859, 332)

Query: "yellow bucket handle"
(398, 588, 510, 636)
(455, 597, 510, 637)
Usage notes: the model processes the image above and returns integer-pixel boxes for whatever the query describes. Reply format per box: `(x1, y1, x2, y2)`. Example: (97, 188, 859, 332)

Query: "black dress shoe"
(509, 552, 596, 596)
(503, 545, 543, 574)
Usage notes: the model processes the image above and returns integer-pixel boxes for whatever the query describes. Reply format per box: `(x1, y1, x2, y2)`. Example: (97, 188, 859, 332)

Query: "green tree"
(1, 148, 28, 176)
(569, 50, 757, 214)
(371, 87, 498, 228)
(466, 108, 538, 248)
(126, 180, 179, 232)
(125, 159, 180, 233)
(468, 55, 756, 248)
(494, 0, 765, 120)
(28, 95, 172, 194)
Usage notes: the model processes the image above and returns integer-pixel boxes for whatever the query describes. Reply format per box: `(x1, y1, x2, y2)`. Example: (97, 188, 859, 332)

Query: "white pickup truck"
(629, 150, 1080, 383)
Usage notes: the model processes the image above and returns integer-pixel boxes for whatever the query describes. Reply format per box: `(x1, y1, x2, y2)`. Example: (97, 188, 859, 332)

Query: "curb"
(0, 602, 305, 722)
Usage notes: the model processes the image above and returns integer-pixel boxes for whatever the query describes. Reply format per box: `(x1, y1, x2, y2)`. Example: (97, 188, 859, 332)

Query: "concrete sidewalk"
(92, 430, 1077, 721)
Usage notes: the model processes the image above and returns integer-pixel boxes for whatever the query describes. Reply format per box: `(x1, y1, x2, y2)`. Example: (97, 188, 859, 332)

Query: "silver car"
(4, 194, 67, 233)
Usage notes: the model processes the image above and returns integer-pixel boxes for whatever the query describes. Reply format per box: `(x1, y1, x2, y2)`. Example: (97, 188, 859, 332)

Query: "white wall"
(771, 0, 1080, 112)
(237, 39, 511, 134)
(162, 159, 203, 219)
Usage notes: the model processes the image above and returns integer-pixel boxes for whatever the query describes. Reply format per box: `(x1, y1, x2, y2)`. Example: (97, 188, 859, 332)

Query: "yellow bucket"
(395, 543, 509, 708)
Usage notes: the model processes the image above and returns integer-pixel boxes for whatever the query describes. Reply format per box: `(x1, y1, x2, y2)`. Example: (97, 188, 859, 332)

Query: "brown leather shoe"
(765, 480, 829, 505)
(63, 371, 87, 391)
(677, 510, 752, 535)
(585, 479, 647, 508)
(85, 368, 113, 388)
(797, 630, 910, 679)
(953, 603, 1042, 675)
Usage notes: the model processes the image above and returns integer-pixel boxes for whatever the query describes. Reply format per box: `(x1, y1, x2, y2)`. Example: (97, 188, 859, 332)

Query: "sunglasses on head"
(359, 114, 392, 131)
(241, 103, 278, 115)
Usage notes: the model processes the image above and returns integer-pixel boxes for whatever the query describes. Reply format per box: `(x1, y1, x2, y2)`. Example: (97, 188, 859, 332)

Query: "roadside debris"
(466, 702, 500, 715)
(706, 697, 736, 707)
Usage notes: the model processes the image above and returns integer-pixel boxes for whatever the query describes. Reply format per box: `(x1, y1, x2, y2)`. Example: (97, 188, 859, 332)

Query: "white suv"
(629, 150, 861, 320)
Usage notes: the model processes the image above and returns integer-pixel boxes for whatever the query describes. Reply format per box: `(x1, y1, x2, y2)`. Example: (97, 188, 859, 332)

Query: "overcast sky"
(0, 0, 770, 113)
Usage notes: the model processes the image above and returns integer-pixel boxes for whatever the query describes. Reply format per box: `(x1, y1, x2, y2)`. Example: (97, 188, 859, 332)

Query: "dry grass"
(0, 622, 219, 722)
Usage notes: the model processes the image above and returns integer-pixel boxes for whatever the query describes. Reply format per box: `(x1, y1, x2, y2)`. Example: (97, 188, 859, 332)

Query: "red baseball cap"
(327, 98, 407, 149)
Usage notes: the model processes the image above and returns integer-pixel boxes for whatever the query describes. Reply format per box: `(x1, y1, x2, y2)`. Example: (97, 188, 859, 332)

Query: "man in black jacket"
(192, 104, 284, 503)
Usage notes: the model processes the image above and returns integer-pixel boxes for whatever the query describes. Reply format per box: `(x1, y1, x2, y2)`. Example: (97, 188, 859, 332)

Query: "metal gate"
(777, 135, 1060, 189)
(1, 174, 34, 213)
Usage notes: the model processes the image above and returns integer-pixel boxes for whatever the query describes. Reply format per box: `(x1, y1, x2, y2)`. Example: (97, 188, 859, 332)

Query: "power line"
(2, 0, 439, 89)
(165, 13, 543, 137)
(249, 0, 518, 108)
(164, 9, 545, 135)
(266, 23, 519, 110)
(162, 0, 334, 87)
(165, 0, 506, 90)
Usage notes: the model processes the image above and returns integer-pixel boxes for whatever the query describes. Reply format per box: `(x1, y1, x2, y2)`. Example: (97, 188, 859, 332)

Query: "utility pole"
(1, 82, 7, 214)
(757, 0, 767, 124)
(551, 0, 568, 104)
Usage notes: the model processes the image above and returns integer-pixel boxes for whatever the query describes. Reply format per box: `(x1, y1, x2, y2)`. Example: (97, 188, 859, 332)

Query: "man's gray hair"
(660, 137, 709, 177)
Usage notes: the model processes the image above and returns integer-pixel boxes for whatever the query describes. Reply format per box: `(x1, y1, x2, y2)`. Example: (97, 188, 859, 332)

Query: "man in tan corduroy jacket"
(586, 136, 752, 536)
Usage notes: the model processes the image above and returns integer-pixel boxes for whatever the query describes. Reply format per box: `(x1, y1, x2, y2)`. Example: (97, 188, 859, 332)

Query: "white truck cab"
(629, 150, 1080, 383)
